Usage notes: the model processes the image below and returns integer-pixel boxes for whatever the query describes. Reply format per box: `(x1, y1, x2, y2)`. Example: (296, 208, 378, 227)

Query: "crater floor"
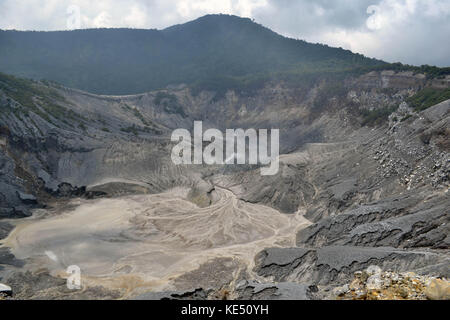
(3, 186, 310, 297)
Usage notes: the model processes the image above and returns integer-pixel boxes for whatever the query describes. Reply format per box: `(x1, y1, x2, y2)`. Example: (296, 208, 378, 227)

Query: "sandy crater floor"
(2, 186, 310, 296)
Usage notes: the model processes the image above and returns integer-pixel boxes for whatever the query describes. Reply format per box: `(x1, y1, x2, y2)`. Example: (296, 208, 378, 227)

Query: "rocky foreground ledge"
(334, 267, 450, 300)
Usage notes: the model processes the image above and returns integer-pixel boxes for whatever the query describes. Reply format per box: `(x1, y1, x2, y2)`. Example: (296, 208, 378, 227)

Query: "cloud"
(329, 0, 450, 66)
(253, 0, 450, 66)
(0, 0, 449, 66)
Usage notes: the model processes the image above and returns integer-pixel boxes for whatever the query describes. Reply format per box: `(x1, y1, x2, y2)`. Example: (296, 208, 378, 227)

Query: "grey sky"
(1, 0, 449, 66)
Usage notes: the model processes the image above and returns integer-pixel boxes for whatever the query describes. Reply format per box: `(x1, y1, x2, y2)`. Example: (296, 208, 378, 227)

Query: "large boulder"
(425, 279, 450, 300)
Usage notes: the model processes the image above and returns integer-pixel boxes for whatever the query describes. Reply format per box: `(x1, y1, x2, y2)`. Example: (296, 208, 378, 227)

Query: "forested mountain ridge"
(0, 14, 387, 95)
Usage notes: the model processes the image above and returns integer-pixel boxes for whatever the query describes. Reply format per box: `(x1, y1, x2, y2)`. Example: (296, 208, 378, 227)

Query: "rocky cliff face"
(0, 71, 448, 299)
(353, 71, 427, 89)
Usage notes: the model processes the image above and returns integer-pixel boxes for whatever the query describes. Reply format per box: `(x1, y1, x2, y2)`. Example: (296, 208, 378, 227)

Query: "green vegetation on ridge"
(0, 15, 386, 96)
(0, 72, 84, 127)
(2, 15, 449, 98)
(407, 88, 450, 112)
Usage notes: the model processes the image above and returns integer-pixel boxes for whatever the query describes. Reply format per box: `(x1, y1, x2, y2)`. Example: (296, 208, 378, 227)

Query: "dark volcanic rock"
(0, 247, 24, 268)
(0, 150, 33, 219)
(0, 221, 13, 240)
(236, 281, 318, 300)
(16, 191, 37, 204)
(132, 288, 209, 300)
(256, 247, 311, 268)
(254, 246, 450, 287)
(297, 191, 449, 249)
